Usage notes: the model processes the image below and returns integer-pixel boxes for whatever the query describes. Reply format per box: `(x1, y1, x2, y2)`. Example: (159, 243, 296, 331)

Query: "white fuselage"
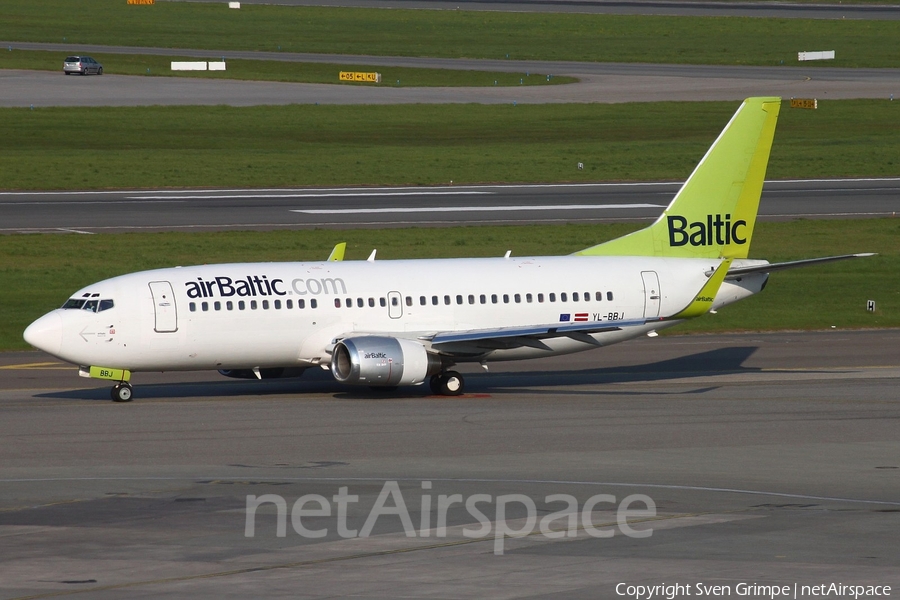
(27, 255, 766, 373)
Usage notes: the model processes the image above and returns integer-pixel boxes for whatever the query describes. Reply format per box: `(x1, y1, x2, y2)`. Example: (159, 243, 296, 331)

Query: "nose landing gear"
(111, 382, 133, 402)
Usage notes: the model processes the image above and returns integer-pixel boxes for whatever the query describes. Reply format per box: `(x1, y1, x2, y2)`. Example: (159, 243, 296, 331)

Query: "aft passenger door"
(641, 271, 661, 318)
(149, 281, 178, 332)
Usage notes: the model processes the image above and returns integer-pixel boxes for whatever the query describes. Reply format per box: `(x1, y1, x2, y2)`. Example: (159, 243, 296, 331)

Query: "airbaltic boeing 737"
(24, 97, 871, 401)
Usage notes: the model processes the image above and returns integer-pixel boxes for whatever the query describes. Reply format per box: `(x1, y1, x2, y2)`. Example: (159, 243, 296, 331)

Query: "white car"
(64, 56, 103, 75)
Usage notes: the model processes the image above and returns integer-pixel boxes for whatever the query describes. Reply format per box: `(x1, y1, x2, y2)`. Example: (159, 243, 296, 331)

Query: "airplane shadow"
(36, 346, 767, 402)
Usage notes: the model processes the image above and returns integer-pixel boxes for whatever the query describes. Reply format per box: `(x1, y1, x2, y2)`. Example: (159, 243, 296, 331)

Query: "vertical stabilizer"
(576, 97, 781, 259)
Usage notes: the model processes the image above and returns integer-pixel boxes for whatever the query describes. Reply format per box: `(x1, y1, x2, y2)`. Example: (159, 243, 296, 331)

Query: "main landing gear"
(429, 371, 465, 396)
(111, 382, 133, 402)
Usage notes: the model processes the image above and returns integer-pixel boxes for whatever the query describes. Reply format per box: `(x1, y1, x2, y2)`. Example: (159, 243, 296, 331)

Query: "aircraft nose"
(23, 312, 63, 356)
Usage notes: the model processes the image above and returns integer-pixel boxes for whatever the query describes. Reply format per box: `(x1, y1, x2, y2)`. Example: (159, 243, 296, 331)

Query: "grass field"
(2, 1, 899, 67)
(0, 49, 572, 87)
(2, 219, 897, 351)
(1, 100, 898, 190)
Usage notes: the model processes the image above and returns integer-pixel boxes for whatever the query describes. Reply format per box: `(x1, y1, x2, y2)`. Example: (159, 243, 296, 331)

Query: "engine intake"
(331, 336, 441, 386)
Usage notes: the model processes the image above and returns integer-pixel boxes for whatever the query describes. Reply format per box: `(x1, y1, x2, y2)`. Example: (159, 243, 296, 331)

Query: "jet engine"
(331, 336, 442, 386)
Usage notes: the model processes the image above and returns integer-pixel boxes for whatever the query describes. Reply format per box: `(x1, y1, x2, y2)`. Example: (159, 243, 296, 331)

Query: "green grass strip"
(3, 219, 897, 351)
(2, 1, 899, 67)
(0, 49, 572, 87)
(1, 100, 898, 190)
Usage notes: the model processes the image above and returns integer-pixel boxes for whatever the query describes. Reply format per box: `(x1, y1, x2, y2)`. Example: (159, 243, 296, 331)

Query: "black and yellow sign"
(127, 0, 155, 4)
(339, 71, 382, 83)
(790, 98, 817, 110)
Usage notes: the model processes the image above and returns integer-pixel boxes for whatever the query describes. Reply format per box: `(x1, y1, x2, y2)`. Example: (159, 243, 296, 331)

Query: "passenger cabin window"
(392, 297, 399, 307)
(468, 295, 475, 305)
(596, 291, 603, 301)
(274, 300, 281, 309)
(189, 302, 196, 312)
(202, 302, 209, 311)
(444, 295, 451, 305)
(573, 292, 579, 301)
(286, 300, 293, 309)
(227, 301, 234, 310)
(406, 296, 413, 307)
(456, 295, 463, 305)
(358, 298, 365, 308)
(561, 293, 568, 302)
(537, 293, 544, 303)
(311, 299, 318, 309)
(432, 296, 439, 306)
(214, 301, 221, 311)
(298, 299, 305, 309)
(369, 298, 375, 307)
(335, 299, 341, 308)
(607, 292, 614, 301)
(250, 300, 258, 310)
(514, 293, 521, 303)
(503, 294, 509, 304)
(380, 298, 386, 307)
(239, 300, 246, 310)
(262, 300, 269, 309)
(491, 294, 498, 304)
(480, 294, 486, 304)
(526, 293, 533, 303)
(549, 293, 556, 302)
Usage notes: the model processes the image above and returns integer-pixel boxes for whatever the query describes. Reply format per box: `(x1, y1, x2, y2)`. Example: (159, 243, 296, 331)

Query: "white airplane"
(24, 97, 871, 402)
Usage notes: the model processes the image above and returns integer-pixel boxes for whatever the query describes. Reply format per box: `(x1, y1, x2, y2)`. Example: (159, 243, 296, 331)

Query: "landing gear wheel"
(111, 383, 133, 402)
(437, 371, 465, 396)
(429, 375, 442, 395)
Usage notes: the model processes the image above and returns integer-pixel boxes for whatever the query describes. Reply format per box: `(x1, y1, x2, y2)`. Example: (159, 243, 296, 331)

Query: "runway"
(4, 65, 899, 108)
(1, 329, 898, 598)
(2, 179, 898, 234)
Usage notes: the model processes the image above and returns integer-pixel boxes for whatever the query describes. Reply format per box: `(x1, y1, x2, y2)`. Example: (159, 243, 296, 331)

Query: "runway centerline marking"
(292, 204, 665, 214)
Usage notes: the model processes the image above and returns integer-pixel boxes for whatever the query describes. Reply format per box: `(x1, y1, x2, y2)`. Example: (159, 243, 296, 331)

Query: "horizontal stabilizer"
(727, 253, 875, 278)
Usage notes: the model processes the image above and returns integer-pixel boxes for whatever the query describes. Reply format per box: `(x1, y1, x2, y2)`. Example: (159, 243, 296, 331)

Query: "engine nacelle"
(331, 336, 442, 386)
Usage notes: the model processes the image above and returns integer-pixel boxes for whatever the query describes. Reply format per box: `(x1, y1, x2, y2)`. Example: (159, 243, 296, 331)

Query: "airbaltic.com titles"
(616, 582, 891, 599)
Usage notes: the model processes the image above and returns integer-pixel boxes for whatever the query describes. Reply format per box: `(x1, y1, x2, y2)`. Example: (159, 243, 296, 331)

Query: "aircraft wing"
(424, 317, 652, 352)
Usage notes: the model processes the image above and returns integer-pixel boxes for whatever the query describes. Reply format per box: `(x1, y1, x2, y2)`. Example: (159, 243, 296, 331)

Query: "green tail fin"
(575, 97, 781, 259)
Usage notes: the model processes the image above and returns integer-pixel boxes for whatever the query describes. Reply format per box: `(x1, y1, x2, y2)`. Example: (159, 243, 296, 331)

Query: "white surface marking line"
(293, 204, 664, 214)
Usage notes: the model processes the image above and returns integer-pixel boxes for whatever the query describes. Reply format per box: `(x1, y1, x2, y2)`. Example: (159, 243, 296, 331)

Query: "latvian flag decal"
(574, 313, 589, 322)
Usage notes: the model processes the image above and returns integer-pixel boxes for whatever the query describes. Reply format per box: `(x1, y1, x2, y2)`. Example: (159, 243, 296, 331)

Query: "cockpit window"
(61, 298, 114, 312)
(62, 299, 86, 309)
